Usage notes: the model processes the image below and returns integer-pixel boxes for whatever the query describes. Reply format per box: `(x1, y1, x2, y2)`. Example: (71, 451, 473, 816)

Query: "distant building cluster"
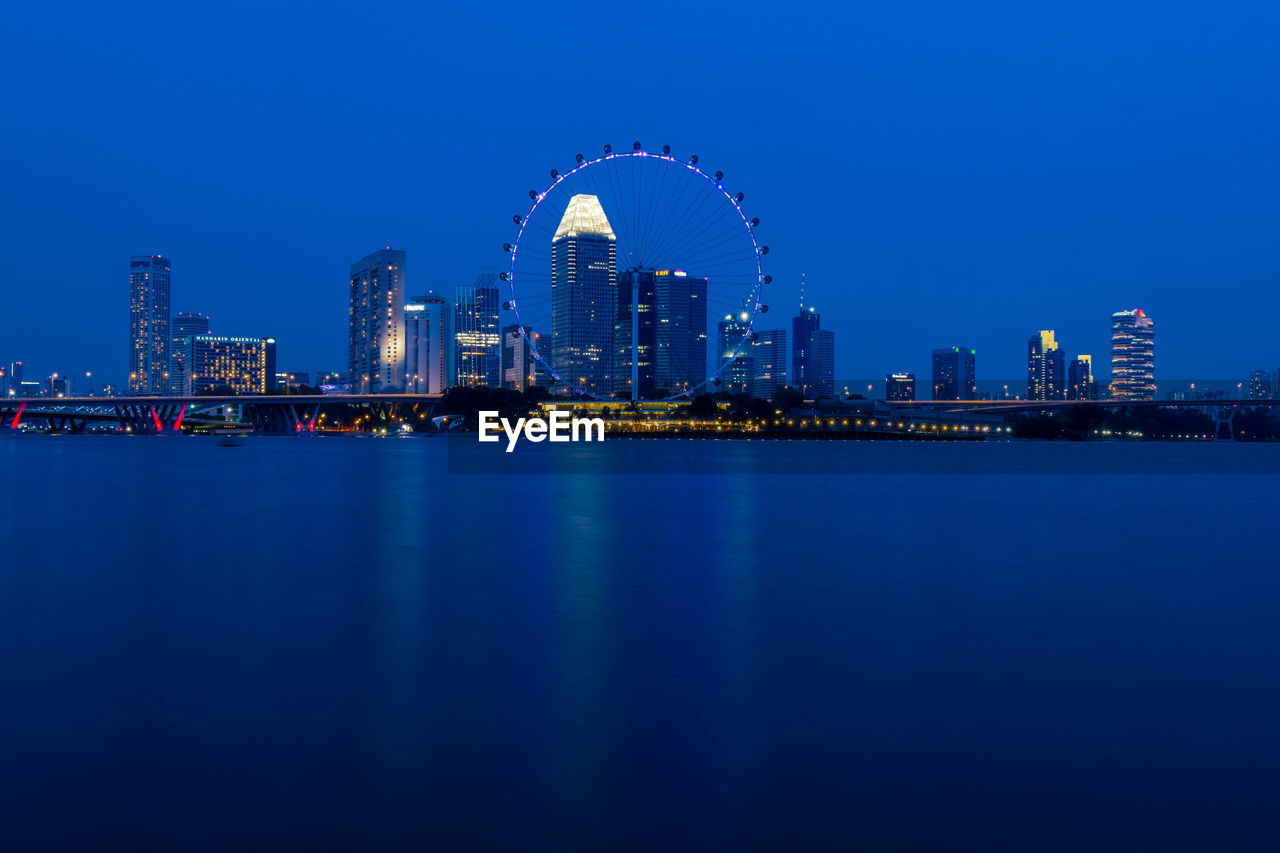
(2, 228, 1276, 407)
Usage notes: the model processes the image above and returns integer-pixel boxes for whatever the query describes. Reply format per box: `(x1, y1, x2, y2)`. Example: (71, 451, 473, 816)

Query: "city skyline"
(4, 4, 1279, 387)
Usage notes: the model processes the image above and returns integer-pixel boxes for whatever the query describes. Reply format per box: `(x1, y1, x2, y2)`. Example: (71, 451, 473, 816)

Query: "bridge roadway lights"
(0, 395, 440, 435)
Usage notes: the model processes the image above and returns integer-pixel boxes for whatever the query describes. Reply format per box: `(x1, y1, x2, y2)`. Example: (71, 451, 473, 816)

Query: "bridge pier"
(1212, 406, 1239, 441)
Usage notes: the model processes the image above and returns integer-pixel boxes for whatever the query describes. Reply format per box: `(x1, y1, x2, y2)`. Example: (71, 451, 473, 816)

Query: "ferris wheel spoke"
(602, 156, 639, 265)
(642, 162, 700, 265)
(582, 161, 637, 264)
(649, 229, 754, 273)
(642, 176, 720, 268)
(634, 155, 668, 265)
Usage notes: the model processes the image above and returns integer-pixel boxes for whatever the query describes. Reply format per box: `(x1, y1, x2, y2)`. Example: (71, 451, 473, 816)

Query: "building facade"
(551, 194, 617, 395)
(454, 276, 501, 387)
(128, 255, 172, 394)
(886, 372, 915, 401)
(1027, 330, 1066, 401)
(1110, 309, 1155, 400)
(502, 325, 538, 392)
(1248, 369, 1273, 400)
(750, 330, 787, 399)
(186, 336, 276, 395)
(348, 248, 406, 393)
(614, 269, 657, 398)
(171, 311, 210, 394)
(717, 311, 752, 394)
(653, 269, 707, 396)
(791, 305, 823, 398)
(932, 346, 976, 400)
(1068, 355, 1097, 400)
(405, 291, 451, 394)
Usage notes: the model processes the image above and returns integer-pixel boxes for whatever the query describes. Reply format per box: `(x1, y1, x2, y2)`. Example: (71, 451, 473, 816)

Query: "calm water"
(2, 435, 1278, 851)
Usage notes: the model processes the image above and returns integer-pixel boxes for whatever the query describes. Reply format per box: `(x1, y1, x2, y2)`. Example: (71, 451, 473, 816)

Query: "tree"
(689, 394, 718, 419)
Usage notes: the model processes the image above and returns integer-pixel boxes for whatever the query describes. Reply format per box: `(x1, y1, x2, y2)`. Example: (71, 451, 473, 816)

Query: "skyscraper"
(750, 330, 787, 400)
(614, 269, 656, 398)
(886, 372, 915, 401)
(790, 277, 834, 399)
(501, 325, 538, 392)
(654, 269, 707, 396)
(932, 347, 976, 400)
(1068, 355, 1096, 400)
(1027, 330, 1066, 401)
(717, 310, 752, 394)
(1110, 309, 1155, 400)
(171, 311, 210, 394)
(348, 248, 406, 393)
(551, 194, 617, 395)
(807, 329, 836, 399)
(405, 291, 451, 394)
(791, 304, 821, 396)
(454, 275, 501, 387)
(128, 255, 172, 394)
(5, 362, 22, 398)
(615, 268, 706, 398)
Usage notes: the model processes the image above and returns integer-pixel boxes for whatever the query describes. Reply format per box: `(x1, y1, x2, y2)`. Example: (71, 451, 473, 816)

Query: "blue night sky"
(2, 1, 1278, 387)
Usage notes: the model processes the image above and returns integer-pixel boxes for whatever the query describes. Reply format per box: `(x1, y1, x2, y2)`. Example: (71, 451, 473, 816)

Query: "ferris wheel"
(503, 142, 771, 400)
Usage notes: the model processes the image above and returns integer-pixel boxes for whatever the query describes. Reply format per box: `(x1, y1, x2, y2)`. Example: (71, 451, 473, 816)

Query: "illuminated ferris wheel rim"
(504, 143, 772, 399)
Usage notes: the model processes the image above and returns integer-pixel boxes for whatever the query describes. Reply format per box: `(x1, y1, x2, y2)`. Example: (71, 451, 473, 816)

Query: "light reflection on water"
(1, 435, 1278, 849)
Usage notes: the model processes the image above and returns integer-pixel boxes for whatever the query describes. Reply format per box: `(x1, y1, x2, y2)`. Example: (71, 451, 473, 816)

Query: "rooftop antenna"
(799, 272, 806, 313)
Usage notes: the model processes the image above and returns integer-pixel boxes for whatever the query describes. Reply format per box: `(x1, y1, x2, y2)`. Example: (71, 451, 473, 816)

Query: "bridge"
(884, 397, 1280, 440)
(0, 395, 443, 435)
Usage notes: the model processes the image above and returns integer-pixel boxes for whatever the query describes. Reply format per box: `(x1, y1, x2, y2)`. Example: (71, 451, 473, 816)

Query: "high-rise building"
(454, 276, 501, 387)
(807, 329, 836, 399)
(1248, 369, 1273, 400)
(750, 330, 787, 399)
(0, 364, 9, 398)
(886, 372, 915, 401)
(1027, 330, 1066, 401)
(791, 306, 822, 399)
(932, 346, 976, 400)
(654, 269, 707, 396)
(186, 336, 276, 395)
(1067, 355, 1097, 400)
(614, 268, 707, 398)
(717, 310, 752, 394)
(501, 325, 538, 392)
(128, 255, 172, 394)
(551, 194, 617, 395)
(5, 362, 23, 397)
(615, 269, 656, 398)
(1110, 309, 1155, 400)
(348, 248, 406, 393)
(171, 311, 210, 394)
(405, 291, 452, 394)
